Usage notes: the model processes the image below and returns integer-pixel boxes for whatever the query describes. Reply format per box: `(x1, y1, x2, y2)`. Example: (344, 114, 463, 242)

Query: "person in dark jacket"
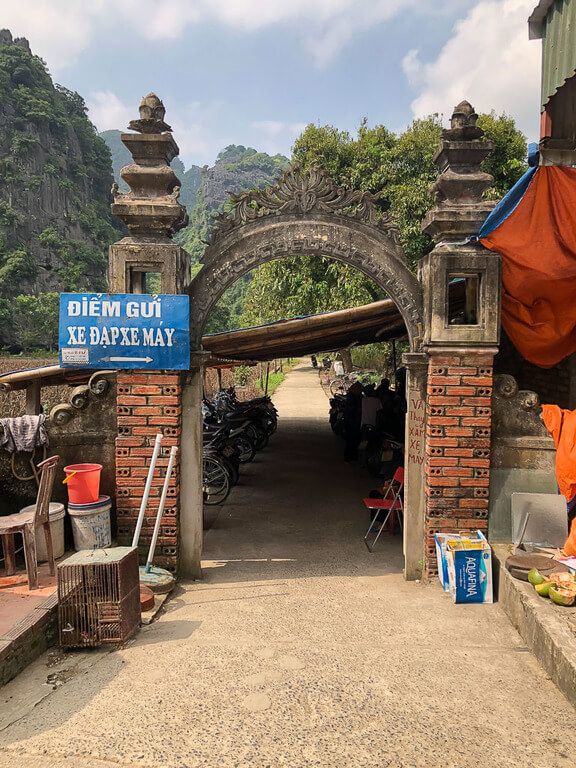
(343, 382, 363, 461)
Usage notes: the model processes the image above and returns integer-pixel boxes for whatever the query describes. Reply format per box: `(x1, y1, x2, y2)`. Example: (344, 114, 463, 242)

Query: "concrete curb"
(0, 593, 58, 687)
(494, 545, 576, 708)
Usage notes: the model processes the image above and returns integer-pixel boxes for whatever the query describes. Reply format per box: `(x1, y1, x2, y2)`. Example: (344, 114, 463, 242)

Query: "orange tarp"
(481, 167, 576, 368)
(541, 405, 576, 501)
(541, 404, 576, 556)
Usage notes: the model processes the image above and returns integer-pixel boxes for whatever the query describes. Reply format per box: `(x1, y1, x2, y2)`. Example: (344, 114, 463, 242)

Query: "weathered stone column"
(179, 354, 209, 579)
(108, 94, 190, 572)
(419, 101, 501, 575)
(403, 352, 428, 580)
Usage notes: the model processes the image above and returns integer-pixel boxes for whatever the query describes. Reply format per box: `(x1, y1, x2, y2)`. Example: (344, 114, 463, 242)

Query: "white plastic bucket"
(20, 502, 66, 562)
(68, 495, 112, 551)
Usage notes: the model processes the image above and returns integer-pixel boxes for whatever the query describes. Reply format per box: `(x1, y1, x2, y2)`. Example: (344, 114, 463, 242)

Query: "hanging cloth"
(480, 166, 576, 368)
(541, 404, 576, 555)
(541, 405, 576, 501)
(0, 414, 48, 454)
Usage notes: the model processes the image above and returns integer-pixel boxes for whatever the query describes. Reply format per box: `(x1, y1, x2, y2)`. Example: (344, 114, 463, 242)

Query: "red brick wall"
(424, 353, 494, 575)
(115, 371, 182, 572)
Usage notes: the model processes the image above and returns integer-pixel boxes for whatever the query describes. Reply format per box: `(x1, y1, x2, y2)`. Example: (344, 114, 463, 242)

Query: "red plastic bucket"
(63, 463, 102, 504)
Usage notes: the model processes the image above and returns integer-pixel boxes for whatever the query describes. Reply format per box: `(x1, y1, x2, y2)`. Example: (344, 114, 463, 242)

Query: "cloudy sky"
(3, 0, 541, 167)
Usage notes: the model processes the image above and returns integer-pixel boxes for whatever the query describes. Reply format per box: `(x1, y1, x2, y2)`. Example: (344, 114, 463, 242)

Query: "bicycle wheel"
(221, 455, 239, 486)
(203, 455, 231, 505)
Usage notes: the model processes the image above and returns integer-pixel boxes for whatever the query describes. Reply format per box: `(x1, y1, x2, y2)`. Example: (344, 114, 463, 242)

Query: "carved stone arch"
(187, 164, 424, 350)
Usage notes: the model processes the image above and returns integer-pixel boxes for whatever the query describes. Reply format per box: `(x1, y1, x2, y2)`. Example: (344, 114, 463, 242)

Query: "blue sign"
(59, 293, 190, 370)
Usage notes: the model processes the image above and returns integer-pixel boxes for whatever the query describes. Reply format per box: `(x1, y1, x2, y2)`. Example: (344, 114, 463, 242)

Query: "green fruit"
(528, 568, 545, 586)
(549, 586, 576, 607)
(535, 581, 552, 597)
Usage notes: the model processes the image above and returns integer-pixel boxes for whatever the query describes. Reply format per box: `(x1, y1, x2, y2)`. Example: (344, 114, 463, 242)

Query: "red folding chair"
(362, 466, 404, 551)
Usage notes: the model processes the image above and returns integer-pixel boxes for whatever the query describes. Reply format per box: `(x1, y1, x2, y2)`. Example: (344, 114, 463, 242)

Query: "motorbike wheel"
(246, 423, 268, 451)
(203, 455, 231, 505)
(264, 413, 278, 435)
(234, 435, 256, 464)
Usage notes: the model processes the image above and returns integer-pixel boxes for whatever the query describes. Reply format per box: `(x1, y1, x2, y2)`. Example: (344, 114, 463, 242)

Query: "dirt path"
(0, 361, 573, 768)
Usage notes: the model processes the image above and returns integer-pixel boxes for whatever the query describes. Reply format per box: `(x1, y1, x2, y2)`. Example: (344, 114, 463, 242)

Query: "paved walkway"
(0, 362, 574, 768)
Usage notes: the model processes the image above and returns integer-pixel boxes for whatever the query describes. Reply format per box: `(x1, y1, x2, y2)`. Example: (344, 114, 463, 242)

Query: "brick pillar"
(424, 351, 494, 575)
(115, 371, 182, 572)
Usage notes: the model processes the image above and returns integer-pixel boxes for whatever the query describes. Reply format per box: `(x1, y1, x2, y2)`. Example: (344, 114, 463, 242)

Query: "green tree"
(478, 112, 528, 197)
(293, 113, 526, 269)
(12, 292, 59, 350)
(232, 111, 527, 328)
(239, 256, 383, 327)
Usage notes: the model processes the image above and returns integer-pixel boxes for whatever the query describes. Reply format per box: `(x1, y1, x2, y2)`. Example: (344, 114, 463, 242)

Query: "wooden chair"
(0, 455, 60, 590)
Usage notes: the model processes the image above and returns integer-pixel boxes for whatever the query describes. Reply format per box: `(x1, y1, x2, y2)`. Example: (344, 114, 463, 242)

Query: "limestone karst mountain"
(0, 29, 121, 346)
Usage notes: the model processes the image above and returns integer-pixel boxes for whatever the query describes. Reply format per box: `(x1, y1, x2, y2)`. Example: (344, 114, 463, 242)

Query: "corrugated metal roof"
(540, 0, 576, 107)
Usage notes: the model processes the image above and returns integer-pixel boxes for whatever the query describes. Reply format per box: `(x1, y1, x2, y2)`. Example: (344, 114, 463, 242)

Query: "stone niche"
(489, 374, 557, 542)
(420, 102, 501, 349)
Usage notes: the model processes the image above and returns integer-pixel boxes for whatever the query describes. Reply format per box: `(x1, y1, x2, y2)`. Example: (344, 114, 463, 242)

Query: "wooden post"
(264, 362, 270, 395)
(25, 381, 41, 415)
(392, 339, 397, 378)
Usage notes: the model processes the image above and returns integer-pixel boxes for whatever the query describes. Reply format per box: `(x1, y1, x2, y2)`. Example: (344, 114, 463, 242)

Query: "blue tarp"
(478, 143, 539, 240)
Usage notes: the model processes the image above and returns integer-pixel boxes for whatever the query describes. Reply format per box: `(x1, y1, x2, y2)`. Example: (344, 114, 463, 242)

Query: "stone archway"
(109, 95, 503, 584)
(188, 165, 424, 349)
(180, 165, 427, 580)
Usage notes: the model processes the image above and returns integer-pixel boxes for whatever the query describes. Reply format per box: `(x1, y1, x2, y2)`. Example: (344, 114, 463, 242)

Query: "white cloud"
(252, 120, 307, 154)
(86, 91, 133, 131)
(167, 99, 227, 165)
(2, 0, 468, 72)
(0, 1, 105, 72)
(403, 0, 540, 138)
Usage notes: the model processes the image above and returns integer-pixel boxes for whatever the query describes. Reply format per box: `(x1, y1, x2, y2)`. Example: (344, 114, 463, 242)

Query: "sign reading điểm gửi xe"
(59, 293, 190, 370)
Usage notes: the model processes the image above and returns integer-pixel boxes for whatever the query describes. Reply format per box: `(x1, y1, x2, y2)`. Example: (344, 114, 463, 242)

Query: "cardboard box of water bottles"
(434, 531, 493, 604)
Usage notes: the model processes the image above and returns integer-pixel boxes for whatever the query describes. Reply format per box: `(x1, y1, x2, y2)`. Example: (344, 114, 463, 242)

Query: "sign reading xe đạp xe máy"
(59, 293, 190, 370)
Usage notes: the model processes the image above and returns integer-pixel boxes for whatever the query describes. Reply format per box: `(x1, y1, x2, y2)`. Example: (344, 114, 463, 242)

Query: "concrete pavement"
(0, 362, 574, 768)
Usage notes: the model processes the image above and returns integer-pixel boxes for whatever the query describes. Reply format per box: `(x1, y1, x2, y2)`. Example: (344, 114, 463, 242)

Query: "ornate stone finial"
(128, 92, 172, 134)
(111, 93, 187, 238)
(422, 100, 494, 242)
(451, 101, 477, 128)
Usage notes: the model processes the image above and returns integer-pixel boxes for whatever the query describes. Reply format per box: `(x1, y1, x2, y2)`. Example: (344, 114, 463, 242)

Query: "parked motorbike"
(201, 388, 278, 505)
